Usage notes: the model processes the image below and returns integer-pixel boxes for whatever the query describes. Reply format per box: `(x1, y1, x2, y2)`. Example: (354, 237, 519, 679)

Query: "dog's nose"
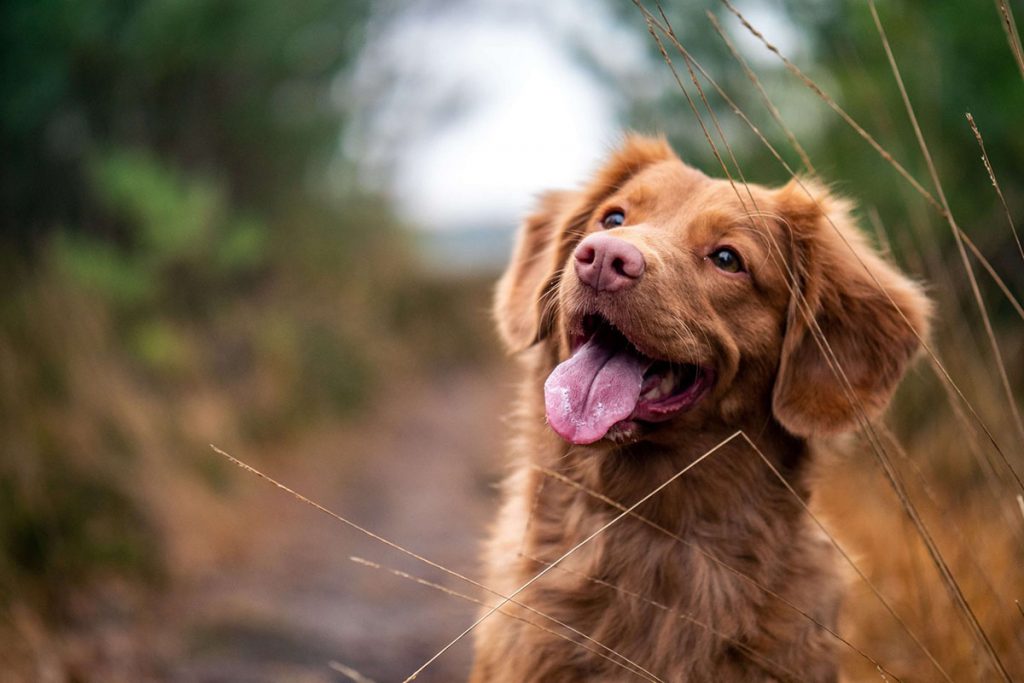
(574, 233, 645, 292)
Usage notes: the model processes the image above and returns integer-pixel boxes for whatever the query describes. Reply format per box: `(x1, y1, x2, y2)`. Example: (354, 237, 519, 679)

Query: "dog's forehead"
(617, 160, 708, 210)
(622, 162, 776, 226)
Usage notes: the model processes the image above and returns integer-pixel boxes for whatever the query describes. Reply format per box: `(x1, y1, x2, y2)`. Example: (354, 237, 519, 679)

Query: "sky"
(345, 0, 801, 234)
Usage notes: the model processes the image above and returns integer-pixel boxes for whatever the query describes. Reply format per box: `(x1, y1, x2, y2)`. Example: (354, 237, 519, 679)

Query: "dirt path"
(168, 364, 511, 682)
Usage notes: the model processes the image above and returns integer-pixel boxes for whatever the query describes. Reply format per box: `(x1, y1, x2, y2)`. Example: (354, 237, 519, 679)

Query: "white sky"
(345, 0, 800, 232)
(392, 25, 617, 230)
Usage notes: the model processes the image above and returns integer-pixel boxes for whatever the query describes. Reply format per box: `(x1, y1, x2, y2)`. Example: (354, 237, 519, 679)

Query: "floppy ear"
(493, 190, 577, 351)
(493, 133, 678, 352)
(771, 180, 932, 437)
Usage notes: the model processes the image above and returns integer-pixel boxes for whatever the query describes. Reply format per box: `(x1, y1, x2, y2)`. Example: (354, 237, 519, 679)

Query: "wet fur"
(472, 135, 930, 682)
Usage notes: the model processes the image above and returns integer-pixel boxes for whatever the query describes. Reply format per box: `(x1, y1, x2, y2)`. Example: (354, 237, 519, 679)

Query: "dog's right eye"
(601, 210, 625, 229)
(709, 247, 745, 274)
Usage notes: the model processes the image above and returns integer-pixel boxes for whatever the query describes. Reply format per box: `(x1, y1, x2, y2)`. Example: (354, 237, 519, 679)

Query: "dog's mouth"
(543, 314, 714, 445)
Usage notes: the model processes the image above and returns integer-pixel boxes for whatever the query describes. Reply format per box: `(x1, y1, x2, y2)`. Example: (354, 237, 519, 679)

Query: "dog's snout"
(574, 233, 645, 292)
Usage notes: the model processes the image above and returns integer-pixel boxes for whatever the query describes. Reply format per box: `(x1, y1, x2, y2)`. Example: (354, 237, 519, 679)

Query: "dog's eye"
(601, 210, 625, 229)
(709, 247, 744, 274)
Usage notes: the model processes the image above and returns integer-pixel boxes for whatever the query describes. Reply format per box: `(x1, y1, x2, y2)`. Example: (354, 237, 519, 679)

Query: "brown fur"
(472, 134, 930, 682)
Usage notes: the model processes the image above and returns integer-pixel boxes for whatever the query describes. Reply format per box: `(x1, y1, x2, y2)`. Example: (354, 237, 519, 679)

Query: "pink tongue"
(544, 333, 650, 444)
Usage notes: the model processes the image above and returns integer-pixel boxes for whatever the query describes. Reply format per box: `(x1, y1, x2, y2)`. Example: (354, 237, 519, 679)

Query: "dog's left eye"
(601, 210, 625, 229)
(709, 247, 744, 273)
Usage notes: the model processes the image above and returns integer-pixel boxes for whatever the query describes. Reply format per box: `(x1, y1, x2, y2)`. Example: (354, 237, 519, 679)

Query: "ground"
(167, 365, 509, 683)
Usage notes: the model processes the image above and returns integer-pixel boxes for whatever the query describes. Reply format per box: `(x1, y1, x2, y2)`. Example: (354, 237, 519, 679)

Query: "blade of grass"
(996, 0, 1024, 79)
(868, 0, 1024, 483)
(636, 8, 952, 673)
(718, 0, 1024, 325)
(965, 112, 1024, 265)
(705, 11, 814, 175)
(401, 431, 742, 682)
(348, 557, 656, 681)
(641, 4, 1013, 676)
(533, 463, 903, 680)
(696, 0, 1024, 494)
(328, 661, 377, 683)
(646, 5, 1021, 509)
(519, 550, 806, 682)
(209, 445, 662, 683)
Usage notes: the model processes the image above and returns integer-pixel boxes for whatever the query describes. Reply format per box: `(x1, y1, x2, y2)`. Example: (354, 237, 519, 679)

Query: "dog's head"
(495, 134, 930, 446)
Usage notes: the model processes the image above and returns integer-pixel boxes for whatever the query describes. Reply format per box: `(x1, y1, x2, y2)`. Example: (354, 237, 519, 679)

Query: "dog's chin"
(543, 312, 715, 446)
(603, 420, 645, 445)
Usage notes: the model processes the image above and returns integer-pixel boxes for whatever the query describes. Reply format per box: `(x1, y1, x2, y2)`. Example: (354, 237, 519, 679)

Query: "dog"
(469, 134, 930, 681)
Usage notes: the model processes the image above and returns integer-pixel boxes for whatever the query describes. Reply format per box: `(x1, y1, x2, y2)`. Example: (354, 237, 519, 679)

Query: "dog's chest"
(517, 505, 825, 679)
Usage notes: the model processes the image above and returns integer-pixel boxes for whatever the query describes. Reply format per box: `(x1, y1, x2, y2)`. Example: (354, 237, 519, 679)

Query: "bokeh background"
(2, 0, 1023, 681)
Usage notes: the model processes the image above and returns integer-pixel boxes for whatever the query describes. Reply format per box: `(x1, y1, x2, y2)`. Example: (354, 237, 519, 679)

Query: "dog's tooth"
(659, 373, 674, 395)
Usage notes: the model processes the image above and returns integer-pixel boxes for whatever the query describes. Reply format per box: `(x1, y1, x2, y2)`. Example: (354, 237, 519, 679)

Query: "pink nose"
(574, 233, 645, 292)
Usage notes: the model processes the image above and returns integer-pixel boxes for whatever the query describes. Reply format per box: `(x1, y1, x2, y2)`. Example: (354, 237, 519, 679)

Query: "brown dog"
(470, 134, 930, 681)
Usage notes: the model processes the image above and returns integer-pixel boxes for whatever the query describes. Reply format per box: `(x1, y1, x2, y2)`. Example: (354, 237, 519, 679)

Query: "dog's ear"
(494, 190, 576, 351)
(494, 133, 677, 352)
(771, 180, 931, 437)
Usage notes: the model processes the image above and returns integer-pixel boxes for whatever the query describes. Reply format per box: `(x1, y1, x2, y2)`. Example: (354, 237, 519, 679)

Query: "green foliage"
(0, 279, 163, 618)
(0, 461, 162, 613)
(0, 0, 395, 635)
(300, 324, 373, 415)
(1, 0, 373, 247)
(620, 0, 1024, 299)
(53, 233, 156, 309)
(613, 4, 1024, 474)
(55, 150, 268, 317)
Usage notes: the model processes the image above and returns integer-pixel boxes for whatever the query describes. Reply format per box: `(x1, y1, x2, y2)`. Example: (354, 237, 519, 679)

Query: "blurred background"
(1, 0, 1022, 680)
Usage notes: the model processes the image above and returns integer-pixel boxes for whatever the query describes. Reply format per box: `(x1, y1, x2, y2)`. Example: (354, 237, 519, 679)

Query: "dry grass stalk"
(965, 112, 1024, 264)
(642, 15, 968, 661)
(209, 5, 1023, 679)
(328, 660, 378, 683)
(640, 2, 1017, 677)
(532, 463, 903, 679)
(714, 0, 1024, 325)
(704, 11, 815, 175)
(347, 557, 658, 682)
(518, 550, 804, 682)
(640, 2, 1017, 472)
(868, 2, 1024, 479)
(996, 0, 1024, 79)
(401, 432, 742, 681)
(208, 446, 662, 683)
(865, 206, 893, 256)
(688, 0, 1024, 496)
(717, 0, 937, 208)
